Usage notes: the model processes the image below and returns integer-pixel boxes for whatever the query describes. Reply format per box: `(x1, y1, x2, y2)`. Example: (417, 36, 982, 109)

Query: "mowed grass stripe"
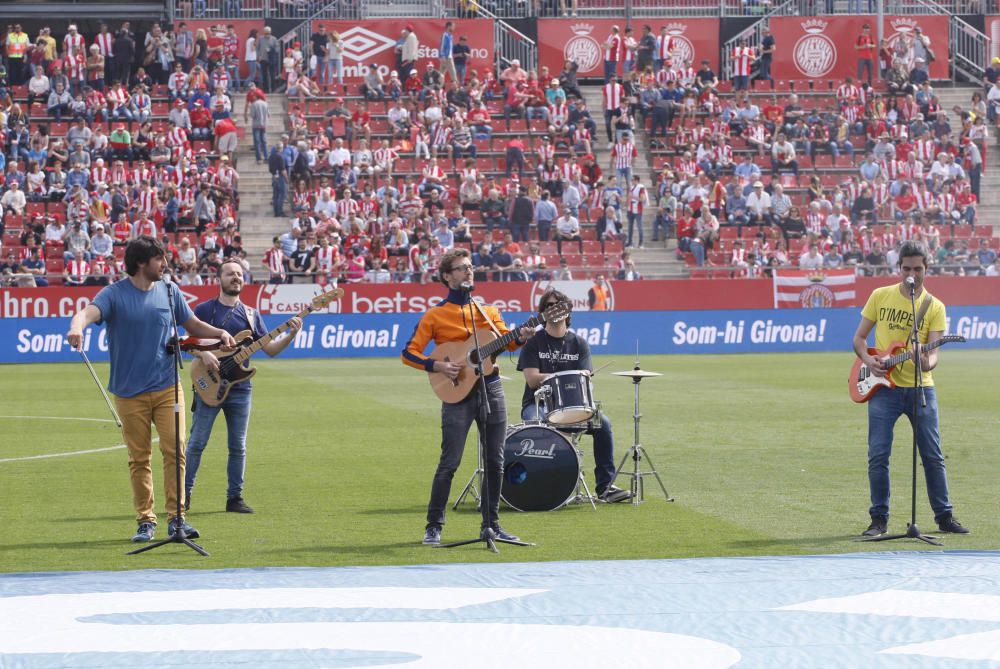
(0, 350, 996, 573)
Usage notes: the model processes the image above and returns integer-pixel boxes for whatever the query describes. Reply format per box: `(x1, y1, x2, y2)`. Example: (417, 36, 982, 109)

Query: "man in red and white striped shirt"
(655, 27, 674, 72)
(335, 190, 360, 220)
(604, 25, 623, 83)
(626, 174, 648, 248)
(602, 77, 625, 144)
(731, 39, 755, 92)
(610, 134, 638, 190)
(836, 77, 860, 107)
(263, 236, 286, 284)
(64, 257, 91, 286)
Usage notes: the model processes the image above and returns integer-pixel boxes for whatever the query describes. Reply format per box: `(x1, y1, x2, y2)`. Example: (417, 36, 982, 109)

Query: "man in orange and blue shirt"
(402, 247, 534, 545)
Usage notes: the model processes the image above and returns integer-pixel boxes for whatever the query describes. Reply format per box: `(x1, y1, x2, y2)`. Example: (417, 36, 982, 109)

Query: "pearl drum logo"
(793, 19, 836, 78)
(564, 24, 602, 73)
(665, 23, 695, 66)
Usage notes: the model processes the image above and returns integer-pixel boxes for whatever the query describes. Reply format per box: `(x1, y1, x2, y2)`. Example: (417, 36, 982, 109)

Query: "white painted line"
(0, 415, 116, 424)
(0, 445, 127, 463)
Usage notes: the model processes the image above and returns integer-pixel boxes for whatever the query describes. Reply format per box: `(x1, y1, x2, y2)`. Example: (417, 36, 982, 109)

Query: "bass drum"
(501, 424, 580, 512)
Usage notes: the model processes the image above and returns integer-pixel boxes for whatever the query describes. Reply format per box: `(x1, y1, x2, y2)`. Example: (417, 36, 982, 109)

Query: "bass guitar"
(848, 335, 966, 403)
(189, 288, 343, 406)
(428, 300, 571, 404)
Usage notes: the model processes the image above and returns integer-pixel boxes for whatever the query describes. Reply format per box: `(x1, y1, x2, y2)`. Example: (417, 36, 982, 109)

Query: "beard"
(221, 283, 242, 296)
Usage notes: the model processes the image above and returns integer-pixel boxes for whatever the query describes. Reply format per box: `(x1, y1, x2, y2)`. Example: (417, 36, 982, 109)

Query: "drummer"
(517, 288, 630, 502)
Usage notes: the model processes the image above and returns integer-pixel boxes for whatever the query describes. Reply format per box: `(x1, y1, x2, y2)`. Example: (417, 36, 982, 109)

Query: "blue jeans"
(185, 389, 252, 500)
(521, 403, 616, 494)
(867, 386, 952, 520)
(272, 174, 287, 215)
(627, 211, 643, 246)
(252, 127, 267, 161)
(603, 59, 617, 83)
(428, 376, 506, 530)
(246, 60, 259, 87)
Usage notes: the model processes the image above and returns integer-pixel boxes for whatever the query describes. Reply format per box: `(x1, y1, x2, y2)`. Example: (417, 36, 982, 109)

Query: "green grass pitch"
(1, 350, 997, 574)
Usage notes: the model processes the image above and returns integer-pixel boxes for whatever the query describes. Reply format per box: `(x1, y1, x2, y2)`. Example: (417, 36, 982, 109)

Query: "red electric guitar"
(848, 335, 966, 403)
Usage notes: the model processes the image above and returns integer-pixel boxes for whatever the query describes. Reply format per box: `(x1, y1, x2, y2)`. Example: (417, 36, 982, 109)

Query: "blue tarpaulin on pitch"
(3, 552, 1000, 667)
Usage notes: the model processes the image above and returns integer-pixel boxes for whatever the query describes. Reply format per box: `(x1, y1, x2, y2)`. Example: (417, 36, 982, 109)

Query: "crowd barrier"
(2, 280, 998, 363)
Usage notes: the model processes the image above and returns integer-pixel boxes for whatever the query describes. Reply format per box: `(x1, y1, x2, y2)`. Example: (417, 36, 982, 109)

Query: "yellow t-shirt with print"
(860, 284, 946, 388)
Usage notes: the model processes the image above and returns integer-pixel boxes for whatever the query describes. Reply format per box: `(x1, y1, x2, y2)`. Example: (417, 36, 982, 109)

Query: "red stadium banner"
(3, 277, 998, 319)
(537, 19, 720, 79)
(311, 19, 495, 81)
(769, 15, 948, 82)
(184, 20, 265, 79)
(772, 269, 857, 309)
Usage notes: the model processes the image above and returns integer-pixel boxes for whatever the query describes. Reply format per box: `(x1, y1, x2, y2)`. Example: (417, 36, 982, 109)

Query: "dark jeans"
(867, 386, 952, 521)
(427, 376, 507, 531)
(537, 219, 552, 241)
(505, 147, 525, 177)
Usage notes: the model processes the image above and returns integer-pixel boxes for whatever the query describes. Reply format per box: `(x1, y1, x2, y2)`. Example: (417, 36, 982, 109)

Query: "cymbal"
(612, 368, 663, 379)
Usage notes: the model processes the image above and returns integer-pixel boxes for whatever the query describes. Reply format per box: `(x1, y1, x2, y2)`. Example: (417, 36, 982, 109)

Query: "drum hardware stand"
(610, 355, 673, 505)
(438, 292, 532, 553)
(452, 446, 482, 511)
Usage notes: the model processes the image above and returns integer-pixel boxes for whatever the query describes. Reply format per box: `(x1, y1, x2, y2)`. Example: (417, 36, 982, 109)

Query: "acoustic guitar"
(427, 301, 571, 404)
(848, 335, 966, 403)
(189, 288, 343, 406)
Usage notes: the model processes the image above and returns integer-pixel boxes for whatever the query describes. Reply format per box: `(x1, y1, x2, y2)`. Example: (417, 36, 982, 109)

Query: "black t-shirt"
(310, 32, 328, 59)
(516, 330, 592, 410)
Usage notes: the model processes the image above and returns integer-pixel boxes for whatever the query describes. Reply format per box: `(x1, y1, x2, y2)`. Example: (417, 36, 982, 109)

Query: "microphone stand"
(129, 278, 209, 556)
(861, 278, 940, 546)
(438, 287, 530, 553)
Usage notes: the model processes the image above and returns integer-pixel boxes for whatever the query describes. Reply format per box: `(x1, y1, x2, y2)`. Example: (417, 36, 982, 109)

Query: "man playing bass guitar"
(402, 248, 535, 546)
(851, 240, 968, 538)
(185, 259, 302, 514)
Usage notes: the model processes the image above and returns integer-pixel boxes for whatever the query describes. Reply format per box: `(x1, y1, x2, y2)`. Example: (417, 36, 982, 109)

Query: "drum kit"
(454, 357, 672, 513)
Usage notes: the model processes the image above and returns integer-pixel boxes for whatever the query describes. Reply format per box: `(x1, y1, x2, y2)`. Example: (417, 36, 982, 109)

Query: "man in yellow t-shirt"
(852, 240, 968, 538)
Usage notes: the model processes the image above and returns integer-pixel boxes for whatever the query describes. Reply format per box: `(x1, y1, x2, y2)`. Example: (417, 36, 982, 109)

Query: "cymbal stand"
(610, 366, 673, 505)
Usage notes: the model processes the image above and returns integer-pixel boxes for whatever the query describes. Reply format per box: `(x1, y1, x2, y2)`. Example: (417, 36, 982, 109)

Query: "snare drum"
(501, 424, 580, 512)
(540, 370, 596, 426)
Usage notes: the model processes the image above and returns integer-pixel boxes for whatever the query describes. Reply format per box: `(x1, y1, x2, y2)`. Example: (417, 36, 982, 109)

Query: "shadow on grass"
(724, 535, 859, 551)
(0, 539, 129, 551)
(260, 541, 422, 555)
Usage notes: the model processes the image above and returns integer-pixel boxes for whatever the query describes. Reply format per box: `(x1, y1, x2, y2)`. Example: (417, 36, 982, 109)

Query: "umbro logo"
(338, 27, 397, 62)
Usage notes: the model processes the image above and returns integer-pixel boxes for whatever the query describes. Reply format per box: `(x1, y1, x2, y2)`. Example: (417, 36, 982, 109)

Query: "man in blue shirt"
(185, 259, 301, 515)
(439, 21, 457, 85)
(67, 236, 237, 544)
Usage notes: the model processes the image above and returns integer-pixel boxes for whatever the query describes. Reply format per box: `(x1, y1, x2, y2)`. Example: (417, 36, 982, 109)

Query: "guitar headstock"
(312, 288, 345, 311)
(942, 335, 967, 343)
(539, 300, 572, 325)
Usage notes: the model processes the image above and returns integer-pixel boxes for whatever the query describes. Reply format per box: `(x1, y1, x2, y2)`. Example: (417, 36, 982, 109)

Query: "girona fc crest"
(793, 19, 836, 78)
(564, 23, 602, 73)
(665, 23, 694, 66)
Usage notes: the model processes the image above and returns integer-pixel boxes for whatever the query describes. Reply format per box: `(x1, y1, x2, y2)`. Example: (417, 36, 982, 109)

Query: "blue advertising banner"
(4, 307, 1000, 364)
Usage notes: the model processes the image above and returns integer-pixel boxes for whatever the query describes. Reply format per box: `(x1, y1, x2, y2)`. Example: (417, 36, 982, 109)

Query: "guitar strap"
(911, 293, 933, 343)
(470, 297, 504, 339)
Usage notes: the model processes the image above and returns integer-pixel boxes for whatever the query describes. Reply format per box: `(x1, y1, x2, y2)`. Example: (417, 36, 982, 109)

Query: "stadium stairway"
(580, 86, 687, 279)
(233, 93, 291, 263)
(935, 84, 1000, 239)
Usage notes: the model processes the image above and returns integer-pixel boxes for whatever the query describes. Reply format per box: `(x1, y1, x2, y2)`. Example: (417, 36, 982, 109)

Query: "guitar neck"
(885, 337, 949, 368)
(476, 315, 538, 360)
(231, 306, 311, 364)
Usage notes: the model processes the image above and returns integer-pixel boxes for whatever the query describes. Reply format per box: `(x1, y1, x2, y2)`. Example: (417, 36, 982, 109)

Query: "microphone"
(459, 281, 474, 292)
(905, 276, 916, 293)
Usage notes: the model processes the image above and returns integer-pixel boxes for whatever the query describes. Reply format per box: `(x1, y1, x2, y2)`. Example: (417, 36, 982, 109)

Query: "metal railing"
(950, 15, 990, 83)
(167, 0, 361, 21)
(719, 0, 798, 80)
